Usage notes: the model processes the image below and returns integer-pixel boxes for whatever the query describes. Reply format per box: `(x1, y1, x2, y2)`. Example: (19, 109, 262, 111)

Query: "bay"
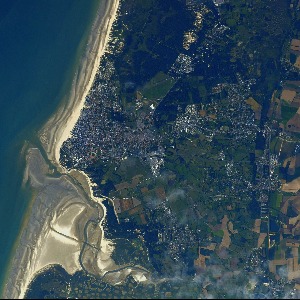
(0, 0, 100, 292)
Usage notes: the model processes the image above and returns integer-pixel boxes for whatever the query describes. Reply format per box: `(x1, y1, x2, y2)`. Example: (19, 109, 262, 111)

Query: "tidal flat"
(0, 0, 101, 295)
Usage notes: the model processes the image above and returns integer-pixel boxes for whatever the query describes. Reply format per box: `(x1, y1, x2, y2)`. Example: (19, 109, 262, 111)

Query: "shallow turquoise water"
(0, 0, 99, 291)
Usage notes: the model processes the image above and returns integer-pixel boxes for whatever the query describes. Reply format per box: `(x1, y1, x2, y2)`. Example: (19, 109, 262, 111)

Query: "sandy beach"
(3, 1, 121, 299)
(4, 0, 149, 296)
(39, 0, 120, 172)
(2, 148, 101, 299)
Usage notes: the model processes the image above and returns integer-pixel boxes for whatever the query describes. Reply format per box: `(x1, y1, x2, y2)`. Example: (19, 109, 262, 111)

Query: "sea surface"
(0, 0, 100, 293)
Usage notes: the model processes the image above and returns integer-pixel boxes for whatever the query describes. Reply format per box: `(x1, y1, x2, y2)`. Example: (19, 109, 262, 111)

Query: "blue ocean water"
(0, 0, 100, 292)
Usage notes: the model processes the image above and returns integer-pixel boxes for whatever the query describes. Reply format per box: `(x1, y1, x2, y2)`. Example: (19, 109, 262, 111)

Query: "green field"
(281, 104, 298, 125)
(270, 192, 283, 216)
(140, 72, 177, 101)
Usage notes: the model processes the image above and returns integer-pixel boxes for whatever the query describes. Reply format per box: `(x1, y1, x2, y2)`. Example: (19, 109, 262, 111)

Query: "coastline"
(2, 0, 121, 298)
(3, 148, 102, 299)
(39, 0, 120, 172)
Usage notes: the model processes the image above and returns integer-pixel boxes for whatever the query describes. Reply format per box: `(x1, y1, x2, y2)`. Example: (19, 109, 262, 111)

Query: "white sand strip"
(3, 1, 121, 299)
(39, 0, 120, 172)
